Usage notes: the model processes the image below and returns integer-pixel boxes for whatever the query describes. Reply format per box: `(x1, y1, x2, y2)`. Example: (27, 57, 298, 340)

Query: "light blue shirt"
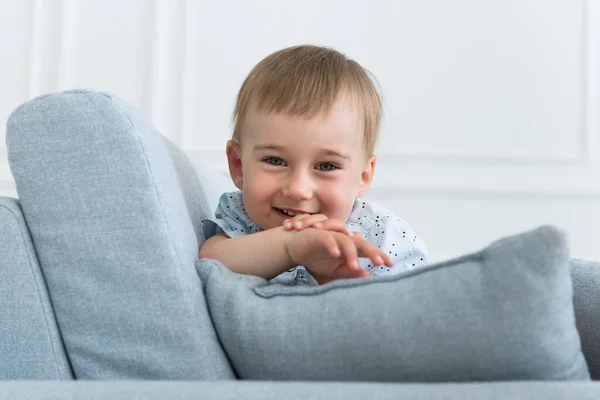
(202, 191, 429, 285)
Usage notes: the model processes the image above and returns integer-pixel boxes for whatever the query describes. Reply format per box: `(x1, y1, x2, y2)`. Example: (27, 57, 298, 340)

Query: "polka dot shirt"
(201, 191, 429, 285)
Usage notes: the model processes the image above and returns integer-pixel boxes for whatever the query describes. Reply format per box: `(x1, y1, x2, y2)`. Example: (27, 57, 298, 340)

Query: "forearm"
(198, 227, 295, 279)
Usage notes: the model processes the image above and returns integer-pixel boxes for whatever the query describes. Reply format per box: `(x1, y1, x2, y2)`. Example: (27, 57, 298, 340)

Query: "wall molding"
(585, 0, 600, 167)
(27, 0, 64, 97)
(57, 0, 76, 90)
(179, 0, 202, 149)
(373, 0, 596, 170)
(144, 0, 188, 143)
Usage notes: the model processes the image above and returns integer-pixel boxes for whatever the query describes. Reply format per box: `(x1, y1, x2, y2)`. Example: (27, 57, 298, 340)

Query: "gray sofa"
(1, 90, 600, 399)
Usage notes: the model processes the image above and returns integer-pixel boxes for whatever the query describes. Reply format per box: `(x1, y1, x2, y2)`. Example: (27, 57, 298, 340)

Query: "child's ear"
(226, 140, 244, 190)
(357, 155, 376, 197)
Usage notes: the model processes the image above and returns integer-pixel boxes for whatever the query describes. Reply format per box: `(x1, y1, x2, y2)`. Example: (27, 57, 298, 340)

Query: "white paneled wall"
(1, 0, 599, 261)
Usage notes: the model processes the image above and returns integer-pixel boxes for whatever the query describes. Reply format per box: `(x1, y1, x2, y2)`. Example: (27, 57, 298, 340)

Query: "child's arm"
(199, 226, 392, 281)
(199, 227, 296, 279)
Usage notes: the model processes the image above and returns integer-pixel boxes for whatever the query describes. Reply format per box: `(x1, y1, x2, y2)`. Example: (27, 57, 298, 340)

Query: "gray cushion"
(7, 90, 235, 379)
(571, 259, 600, 380)
(198, 226, 590, 382)
(0, 197, 72, 379)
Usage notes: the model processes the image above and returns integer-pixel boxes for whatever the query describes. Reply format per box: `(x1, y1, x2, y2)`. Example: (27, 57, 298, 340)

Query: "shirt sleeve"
(269, 266, 319, 286)
(201, 192, 258, 241)
(361, 215, 429, 276)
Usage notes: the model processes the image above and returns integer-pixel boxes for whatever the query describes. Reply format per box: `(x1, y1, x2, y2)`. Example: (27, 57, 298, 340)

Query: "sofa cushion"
(571, 259, 600, 380)
(6, 90, 235, 379)
(0, 197, 72, 379)
(197, 226, 589, 382)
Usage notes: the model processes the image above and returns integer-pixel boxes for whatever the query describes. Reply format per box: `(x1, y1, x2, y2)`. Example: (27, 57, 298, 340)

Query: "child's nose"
(282, 173, 313, 201)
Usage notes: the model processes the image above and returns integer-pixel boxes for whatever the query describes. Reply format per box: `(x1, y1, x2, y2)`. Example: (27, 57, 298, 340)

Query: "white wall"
(1, 0, 599, 261)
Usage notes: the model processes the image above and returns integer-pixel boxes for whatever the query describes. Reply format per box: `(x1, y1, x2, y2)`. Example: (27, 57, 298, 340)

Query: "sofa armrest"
(6, 90, 234, 379)
(0, 197, 71, 379)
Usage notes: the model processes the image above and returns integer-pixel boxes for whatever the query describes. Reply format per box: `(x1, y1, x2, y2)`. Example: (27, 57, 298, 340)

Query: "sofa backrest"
(571, 259, 600, 379)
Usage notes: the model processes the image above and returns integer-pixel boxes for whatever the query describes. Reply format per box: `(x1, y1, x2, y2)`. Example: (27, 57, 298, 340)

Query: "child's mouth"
(274, 208, 314, 218)
(274, 208, 295, 218)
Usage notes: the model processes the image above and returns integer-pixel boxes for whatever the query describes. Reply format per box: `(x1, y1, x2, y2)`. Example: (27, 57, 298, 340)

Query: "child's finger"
(354, 238, 393, 267)
(283, 221, 297, 230)
(284, 213, 328, 230)
(337, 235, 359, 270)
(323, 234, 341, 258)
(312, 219, 350, 235)
(294, 214, 328, 229)
(282, 214, 311, 230)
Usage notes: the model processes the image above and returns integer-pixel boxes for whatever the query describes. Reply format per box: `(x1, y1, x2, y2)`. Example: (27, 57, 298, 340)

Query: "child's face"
(227, 94, 376, 230)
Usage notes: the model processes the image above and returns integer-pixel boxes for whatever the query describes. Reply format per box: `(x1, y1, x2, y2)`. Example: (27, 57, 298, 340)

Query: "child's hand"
(283, 213, 351, 236)
(284, 228, 392, 284)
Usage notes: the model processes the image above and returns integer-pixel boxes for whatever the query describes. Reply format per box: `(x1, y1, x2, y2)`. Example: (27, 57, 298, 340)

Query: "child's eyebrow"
(321, 149, 352, 160)
(253, 144, 283, 152)
(253, 144, 351, 160)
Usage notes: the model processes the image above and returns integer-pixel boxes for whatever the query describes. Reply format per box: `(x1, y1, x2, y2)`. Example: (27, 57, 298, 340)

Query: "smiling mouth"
(274, 207, 315, 218)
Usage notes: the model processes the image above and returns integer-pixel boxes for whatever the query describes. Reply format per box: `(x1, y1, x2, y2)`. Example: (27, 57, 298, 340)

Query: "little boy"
(199, 45, 428, 285)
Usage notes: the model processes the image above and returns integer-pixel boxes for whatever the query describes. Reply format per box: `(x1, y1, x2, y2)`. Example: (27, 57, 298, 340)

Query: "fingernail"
(294, 222, 302, 228)
(314, 222, 322, 228)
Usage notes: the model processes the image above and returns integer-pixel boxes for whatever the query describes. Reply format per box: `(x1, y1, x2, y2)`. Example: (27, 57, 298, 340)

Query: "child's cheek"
(319, 183, 355, 220)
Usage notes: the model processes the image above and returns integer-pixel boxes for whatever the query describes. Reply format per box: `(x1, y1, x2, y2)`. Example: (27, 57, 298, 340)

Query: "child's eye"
(264, 157, 286, 166)
(315, 162, 338, 171)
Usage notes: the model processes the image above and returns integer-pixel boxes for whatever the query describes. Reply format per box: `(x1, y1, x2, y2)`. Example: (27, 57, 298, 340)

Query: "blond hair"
(232, 45, 382, 155)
